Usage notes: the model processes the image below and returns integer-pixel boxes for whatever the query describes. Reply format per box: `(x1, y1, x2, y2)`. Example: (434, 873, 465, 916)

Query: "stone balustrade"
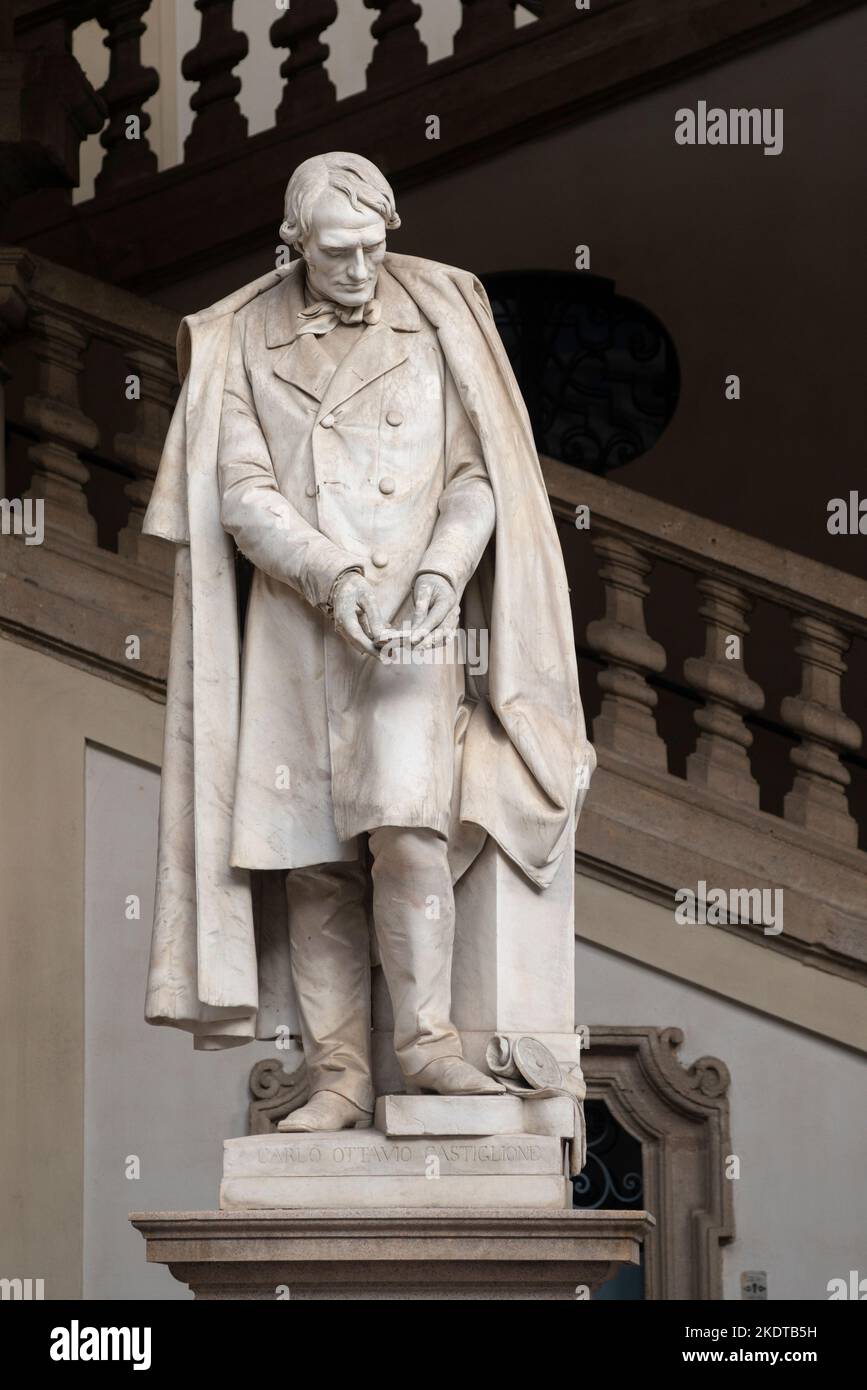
(9, 0, 584, 192)
(0, 245, 178, 694)
(2, 247, 177, 556)
(7, 0, 840, 291)
(543, 457, 866, 852)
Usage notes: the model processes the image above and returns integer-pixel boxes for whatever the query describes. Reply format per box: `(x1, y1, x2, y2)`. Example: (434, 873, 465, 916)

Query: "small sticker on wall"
(741, 1270, 768, 1300)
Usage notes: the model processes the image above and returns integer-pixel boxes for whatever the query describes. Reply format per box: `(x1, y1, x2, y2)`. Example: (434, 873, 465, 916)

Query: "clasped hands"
(331, 571, 458, 660)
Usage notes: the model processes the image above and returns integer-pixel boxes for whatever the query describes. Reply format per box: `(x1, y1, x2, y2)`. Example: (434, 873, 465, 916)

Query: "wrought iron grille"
(572, 1098, 644, 1210)
(481, 270, 680, 474)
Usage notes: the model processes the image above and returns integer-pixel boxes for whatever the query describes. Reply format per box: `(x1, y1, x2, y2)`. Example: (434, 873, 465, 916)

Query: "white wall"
(577, 929, 867, 1301)
(83, 744, 278, 1300)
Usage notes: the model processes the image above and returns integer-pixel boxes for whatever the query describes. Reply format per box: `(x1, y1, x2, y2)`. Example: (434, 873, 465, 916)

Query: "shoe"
(277, 1091, 373, 1132)
(409, 1057, 506, 1096)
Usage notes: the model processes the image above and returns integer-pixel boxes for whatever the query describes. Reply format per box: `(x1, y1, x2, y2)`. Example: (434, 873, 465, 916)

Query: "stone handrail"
(545, 458, 867, 633)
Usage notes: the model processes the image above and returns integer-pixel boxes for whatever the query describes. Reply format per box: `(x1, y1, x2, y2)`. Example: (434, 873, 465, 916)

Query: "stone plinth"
(221, 1130, 570, 1211)
(375, 1093, 575, 1138)
(130, 1209, 653, 1300)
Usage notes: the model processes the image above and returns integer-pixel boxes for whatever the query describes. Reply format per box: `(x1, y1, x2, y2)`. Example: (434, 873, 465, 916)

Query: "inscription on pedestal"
(255, 1139, 544, 1167)
(224, 1131, 561, 1180)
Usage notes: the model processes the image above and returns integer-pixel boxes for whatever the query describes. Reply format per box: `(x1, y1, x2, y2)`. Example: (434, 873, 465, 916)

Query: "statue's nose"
(347, 248, 367, 280)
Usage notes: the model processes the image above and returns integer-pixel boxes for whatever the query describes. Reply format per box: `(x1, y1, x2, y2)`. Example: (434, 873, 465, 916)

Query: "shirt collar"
(266, 259, 421, 347)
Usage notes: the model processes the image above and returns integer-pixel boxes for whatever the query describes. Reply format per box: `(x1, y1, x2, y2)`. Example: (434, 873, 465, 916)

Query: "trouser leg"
(285, 860, 374, 1113)
(368, 825, 464, 1080)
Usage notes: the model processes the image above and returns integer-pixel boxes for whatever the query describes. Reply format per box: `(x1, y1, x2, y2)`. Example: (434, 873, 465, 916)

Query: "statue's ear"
(279, 220, 303, 256)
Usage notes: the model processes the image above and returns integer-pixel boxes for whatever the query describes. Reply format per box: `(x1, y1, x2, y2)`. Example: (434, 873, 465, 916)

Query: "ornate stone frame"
(248, 1054, 308, 1134)
(582, 1025, 734, 1300)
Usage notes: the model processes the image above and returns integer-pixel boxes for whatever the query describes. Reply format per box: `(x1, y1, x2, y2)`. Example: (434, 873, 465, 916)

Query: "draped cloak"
(142, 252, 595, 1050)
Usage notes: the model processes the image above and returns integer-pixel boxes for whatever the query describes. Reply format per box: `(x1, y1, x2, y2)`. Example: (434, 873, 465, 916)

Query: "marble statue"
(141, 153, 595, 1136)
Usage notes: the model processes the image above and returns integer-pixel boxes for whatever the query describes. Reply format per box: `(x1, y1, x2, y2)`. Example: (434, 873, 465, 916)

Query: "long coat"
(142, 252, 595, 1048)
(218, 264, 495, 871)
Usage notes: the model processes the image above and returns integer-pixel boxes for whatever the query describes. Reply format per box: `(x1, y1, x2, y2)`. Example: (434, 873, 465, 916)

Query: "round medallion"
(513, 1036, 562, 1091)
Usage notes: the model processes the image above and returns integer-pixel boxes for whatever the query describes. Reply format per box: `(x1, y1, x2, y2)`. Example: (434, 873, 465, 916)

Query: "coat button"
(320, 412, 336, 428)
(371, 551, 389, 568)
(385, 410, 403, 427)
(378, 476, 395, 495)
(305, 483, 317, 498)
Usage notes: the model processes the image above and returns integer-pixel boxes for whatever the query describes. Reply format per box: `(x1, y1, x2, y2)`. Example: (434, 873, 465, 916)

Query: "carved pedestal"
(220, 1095, 580, 1212)
(221, 1128, 570, 1211)
(130, 1208, 652, 1300)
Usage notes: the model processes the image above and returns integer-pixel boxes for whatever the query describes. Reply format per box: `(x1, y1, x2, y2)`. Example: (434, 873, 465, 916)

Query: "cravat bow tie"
(296, 298, 382, 337)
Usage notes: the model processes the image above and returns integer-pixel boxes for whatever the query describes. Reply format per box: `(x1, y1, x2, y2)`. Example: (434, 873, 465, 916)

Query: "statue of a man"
(142, 153, 593, 1134)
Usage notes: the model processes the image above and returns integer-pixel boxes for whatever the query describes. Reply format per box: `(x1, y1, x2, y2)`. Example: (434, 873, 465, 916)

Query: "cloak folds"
(142, 252, 595, 1049)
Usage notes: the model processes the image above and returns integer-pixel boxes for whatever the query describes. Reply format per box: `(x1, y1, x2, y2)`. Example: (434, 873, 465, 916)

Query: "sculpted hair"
(280, 152, 401, 248)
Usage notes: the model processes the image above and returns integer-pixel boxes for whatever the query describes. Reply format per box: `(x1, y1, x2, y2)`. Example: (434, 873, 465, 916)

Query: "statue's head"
(281, 152, 400, 308)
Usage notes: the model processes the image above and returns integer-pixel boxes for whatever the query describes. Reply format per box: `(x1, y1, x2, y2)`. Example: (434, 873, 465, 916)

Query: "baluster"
(2, 8, 105, 209)
(683, 577, 764, 806)
(454, 0, 515, 55)
(271, 1, 338, 126)
(23, 310, 98, 545)
(585, 531, 667, 769)
(94, 0, 159, 195)
(364, 1, 427, 89)
(114, 346, 177, 571)
(780, 615, 862, 846)
(182, 0, 249, 162)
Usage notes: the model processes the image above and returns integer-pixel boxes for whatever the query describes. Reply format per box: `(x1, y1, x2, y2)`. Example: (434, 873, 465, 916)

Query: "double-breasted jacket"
(217, 264, 495, 870)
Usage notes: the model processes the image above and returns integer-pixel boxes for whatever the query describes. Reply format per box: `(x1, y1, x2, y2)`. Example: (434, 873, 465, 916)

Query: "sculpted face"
(301, 188, 387, 307)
